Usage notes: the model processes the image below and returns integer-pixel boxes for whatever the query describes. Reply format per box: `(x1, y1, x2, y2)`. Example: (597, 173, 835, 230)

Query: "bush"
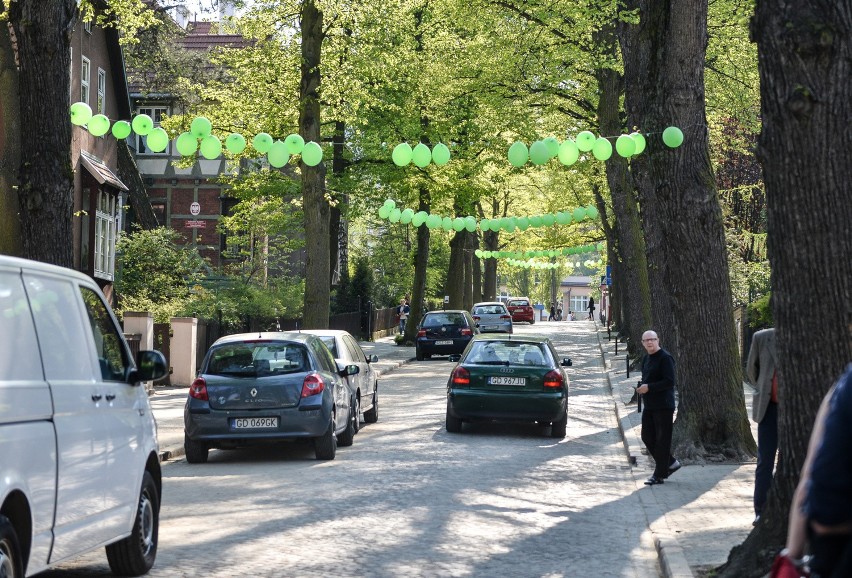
(747, 292, 773, 330)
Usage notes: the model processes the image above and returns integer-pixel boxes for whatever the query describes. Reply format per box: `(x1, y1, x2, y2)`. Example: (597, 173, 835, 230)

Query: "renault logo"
(250, 388, 258, 397)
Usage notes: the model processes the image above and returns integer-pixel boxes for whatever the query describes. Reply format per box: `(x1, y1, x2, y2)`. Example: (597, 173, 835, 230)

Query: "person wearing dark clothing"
(746, 327, 778, 524)
(587, 297, 595, 320)
(636, 330, 679, 485)
(550, 304, 556, 321)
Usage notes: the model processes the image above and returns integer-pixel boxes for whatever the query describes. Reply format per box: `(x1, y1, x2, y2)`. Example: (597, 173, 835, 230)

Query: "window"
(136, 106, 170, 154)
(97, 68, 106, 114)
(569, 296, 588, 316)
(81, 56, 90, 105)
(94, 190, 118, 280)
(0, 271, 44, 381)
(83, 19, 92, 34)
(80, 287, 129, 382)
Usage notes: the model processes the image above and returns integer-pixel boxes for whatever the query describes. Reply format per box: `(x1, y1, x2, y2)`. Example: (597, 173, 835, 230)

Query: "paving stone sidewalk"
(596, 325, 760, 577)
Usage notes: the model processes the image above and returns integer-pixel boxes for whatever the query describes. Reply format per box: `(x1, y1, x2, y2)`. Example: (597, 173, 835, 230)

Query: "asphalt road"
(44, 322, 661, 577)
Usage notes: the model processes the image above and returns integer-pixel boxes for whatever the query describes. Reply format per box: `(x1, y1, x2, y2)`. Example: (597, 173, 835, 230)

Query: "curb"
(594, 327, 695, 578)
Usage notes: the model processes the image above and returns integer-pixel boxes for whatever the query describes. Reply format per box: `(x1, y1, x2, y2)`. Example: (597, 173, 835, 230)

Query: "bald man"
(636, 330, 679, 485)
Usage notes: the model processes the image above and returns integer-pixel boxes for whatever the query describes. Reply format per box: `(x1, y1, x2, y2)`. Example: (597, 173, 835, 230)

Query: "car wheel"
(416, 347, 424, 361)
(338, 399, 356, 447)
(364, 387, 379, 423)
(184, 435, 209, 464)
(353, 395, 361, 435)
(0, 515, 23, 578)
(530, 318, 535, 325)
(106, 471, 159, 576)
(446, 400, 462, 433)
(550, 412, 568, 438)
(314, 415, 337, 460)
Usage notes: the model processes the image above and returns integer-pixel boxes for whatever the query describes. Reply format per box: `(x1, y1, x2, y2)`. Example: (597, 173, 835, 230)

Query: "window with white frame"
(81, 57, 90, 105)
(83, 19, 92, 34)
(97, 69, 106, 114)
(136, 106, 170, 154)
(569, 296, 588, 316)
(94, 190, 118, 280)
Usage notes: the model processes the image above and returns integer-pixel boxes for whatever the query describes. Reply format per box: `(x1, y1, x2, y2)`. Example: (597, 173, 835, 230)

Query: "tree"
(718, 2, 852, 575)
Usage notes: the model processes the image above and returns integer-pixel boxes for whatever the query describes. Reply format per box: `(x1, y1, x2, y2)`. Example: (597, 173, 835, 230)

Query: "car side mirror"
(129, 350, 168, 384)
(341, 364, 360, 376)
(369, 354, 379, 363)
(561, 358, 572, 367)
(448, 354, 461, 363)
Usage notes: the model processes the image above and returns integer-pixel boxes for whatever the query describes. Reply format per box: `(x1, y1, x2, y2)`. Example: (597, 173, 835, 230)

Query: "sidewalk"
(596, 325, 759, 578)
(149, 335, 415, 462)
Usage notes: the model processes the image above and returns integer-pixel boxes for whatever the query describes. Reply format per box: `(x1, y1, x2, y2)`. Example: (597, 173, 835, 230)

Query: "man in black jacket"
(636, 330, 680, 485)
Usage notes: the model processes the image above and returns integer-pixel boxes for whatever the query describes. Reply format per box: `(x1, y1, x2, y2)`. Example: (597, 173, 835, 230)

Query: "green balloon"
(542, 214, 556, 227)
(176, 132, 197, 156)
(558, 140, 579, 165)
(378, 205, 391, 219)
(88, 114, 111, 137)
(452, 217, 465, 231)
(412, 211, 428, 227)
(412, 143, 432, 168)
(543, 137, 560, 158)
(573, 207, 587, 221)
(267, 140, 289, 167)
(464, 216, 477, 232)
(400, 208, 415, 224)
(284, 133, 305, 154)
(507, 141, 529, 167)
(663, 126, 684, 148)
(529, 140, 550, 165)
(426, 214, 442, 229)
(146, 127, 169, 152)
(630, 132, 647, 154)
(190, 116, 212, 139)
(529, 215, 543, 228)
(111, 120, 132, 140)
(615, 134, 636, 157)
(131, 114, 153, 136)
(70, 102, 93, 126)
(442, 216, 453, 230)
(199, 135, 222, 160)
(432, 143, 451, 166)
(479, 219, 491, 231)
(516, 216, 529, 231)
(302, 141, 323, 166)
(253, 133, 273, 154)
(505, 217, 516, 232)
(392, 143, 413, 166)
(555, 211, 571, 225)
(592, 137, 613, 161)
(389, 208, 402, 223)
(383, 199, 396, 209)
(576, 131, 596, 152)
(586, 205, 600, 220)
(225, 133, 247, 154)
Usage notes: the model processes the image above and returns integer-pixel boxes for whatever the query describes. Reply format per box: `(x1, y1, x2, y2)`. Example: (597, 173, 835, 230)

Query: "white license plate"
(434, 340, 453, 345)
(233, 417, 278, 429)
(488, 376, 526, 386)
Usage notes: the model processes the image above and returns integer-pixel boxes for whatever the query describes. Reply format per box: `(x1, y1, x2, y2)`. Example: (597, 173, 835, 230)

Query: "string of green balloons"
(69, 102, 324, 166)
(475, 243, 604, 261)
(508, 127, 684, 167)
(392, 142, 451, 167)
(377, 199, 601, 233)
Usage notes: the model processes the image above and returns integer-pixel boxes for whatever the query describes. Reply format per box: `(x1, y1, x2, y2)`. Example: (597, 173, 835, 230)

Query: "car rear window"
(207, 342, 310, 376)
(318, 336, 338, 357)
(423, 312, 466, 327)
(508, 299, 530, 307)
(466, 341, 550, 366)
(473, 305, 507, 315)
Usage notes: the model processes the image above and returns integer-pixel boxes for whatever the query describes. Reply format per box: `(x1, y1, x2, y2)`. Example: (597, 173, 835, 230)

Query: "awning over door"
(80, 150, 129, 191)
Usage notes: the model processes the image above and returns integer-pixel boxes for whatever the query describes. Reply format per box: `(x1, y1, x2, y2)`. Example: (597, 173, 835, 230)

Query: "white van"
(0, 255, 167, 577)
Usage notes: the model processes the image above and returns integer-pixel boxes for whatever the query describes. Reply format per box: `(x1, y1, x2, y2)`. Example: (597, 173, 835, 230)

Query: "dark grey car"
(184, 332, 357, 462)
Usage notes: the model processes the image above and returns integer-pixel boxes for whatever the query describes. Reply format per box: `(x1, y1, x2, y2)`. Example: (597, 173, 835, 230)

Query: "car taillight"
(500, 315, 511, 320)
(189, 377, 208, 401)
(451, 366, 470, 385)
(417, 329, 426, 337)
(461, 328, 472, 336)
(472, 315, 481, 321)
(543, 370, 563, 388)
(301, 372, 326, 398)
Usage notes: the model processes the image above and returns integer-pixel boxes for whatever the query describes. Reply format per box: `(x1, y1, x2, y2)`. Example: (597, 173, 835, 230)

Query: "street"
(45, 322, 660, 577)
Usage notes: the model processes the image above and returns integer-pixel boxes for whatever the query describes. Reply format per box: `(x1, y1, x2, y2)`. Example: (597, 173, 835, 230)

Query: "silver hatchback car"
(471, 302, 514, 333)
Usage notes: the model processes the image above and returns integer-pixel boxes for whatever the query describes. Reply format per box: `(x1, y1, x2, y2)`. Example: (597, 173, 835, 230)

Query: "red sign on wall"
(185, 220, 206, 229)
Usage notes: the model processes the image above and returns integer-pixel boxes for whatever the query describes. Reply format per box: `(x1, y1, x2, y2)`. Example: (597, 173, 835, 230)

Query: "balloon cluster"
(474, 243, 604, 260)
(507, 126, 683, 167)
(505, 259, 560, 269)
(70, 103, 324, 166)
(392, 142, 451, 167)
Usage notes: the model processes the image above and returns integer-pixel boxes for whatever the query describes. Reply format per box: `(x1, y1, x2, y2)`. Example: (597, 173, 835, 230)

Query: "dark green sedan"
(445, 335, 572, 437)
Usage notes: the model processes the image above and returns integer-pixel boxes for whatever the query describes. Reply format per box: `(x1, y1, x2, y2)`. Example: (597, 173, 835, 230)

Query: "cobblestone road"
(45, 322, 660, 577)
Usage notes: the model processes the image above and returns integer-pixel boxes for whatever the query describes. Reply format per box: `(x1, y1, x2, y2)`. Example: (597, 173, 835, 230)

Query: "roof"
(184, 21, 251, 49)
(0, 255, 96, 286)
(470, 334, 552, 344)
(301, 329, 352, 338)
(212, 332, 317, 346)
(80, 151, 129, 191)
(472, 302, 506, 307)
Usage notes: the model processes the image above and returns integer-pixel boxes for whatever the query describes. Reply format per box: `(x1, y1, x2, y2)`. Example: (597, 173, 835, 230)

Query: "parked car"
(0, 255, 168, 577)
(505, 297, 535, 324)
(445, 334, 572, 437)
(415, 310, 479, 360)
(302, 329, 380, 425)
(184, 332, 357, 462)
(471, 301, 513, 333)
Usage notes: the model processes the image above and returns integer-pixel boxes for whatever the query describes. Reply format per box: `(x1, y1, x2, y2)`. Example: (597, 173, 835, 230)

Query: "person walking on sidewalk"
(587, 297, 595, 320)
(396, 299, 410, 335)
(636, 330, 680, 485)
(747, 327, 778, 526)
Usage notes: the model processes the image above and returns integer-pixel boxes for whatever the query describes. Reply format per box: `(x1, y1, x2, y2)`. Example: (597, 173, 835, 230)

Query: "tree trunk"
(620, 0, 755, 462)
(447, 230, 465, 309)
(718, 3, 852, 576)
(472, 232, 483, 303)
(463, 231, 474, 310)
(482, 229, 498, 300)
(299, 0, 329, 328)
(404, 191, 430, 343)
(11, 0, 77, 266)
(0, 20, 22, 256)
(329, 120, 346, 286)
